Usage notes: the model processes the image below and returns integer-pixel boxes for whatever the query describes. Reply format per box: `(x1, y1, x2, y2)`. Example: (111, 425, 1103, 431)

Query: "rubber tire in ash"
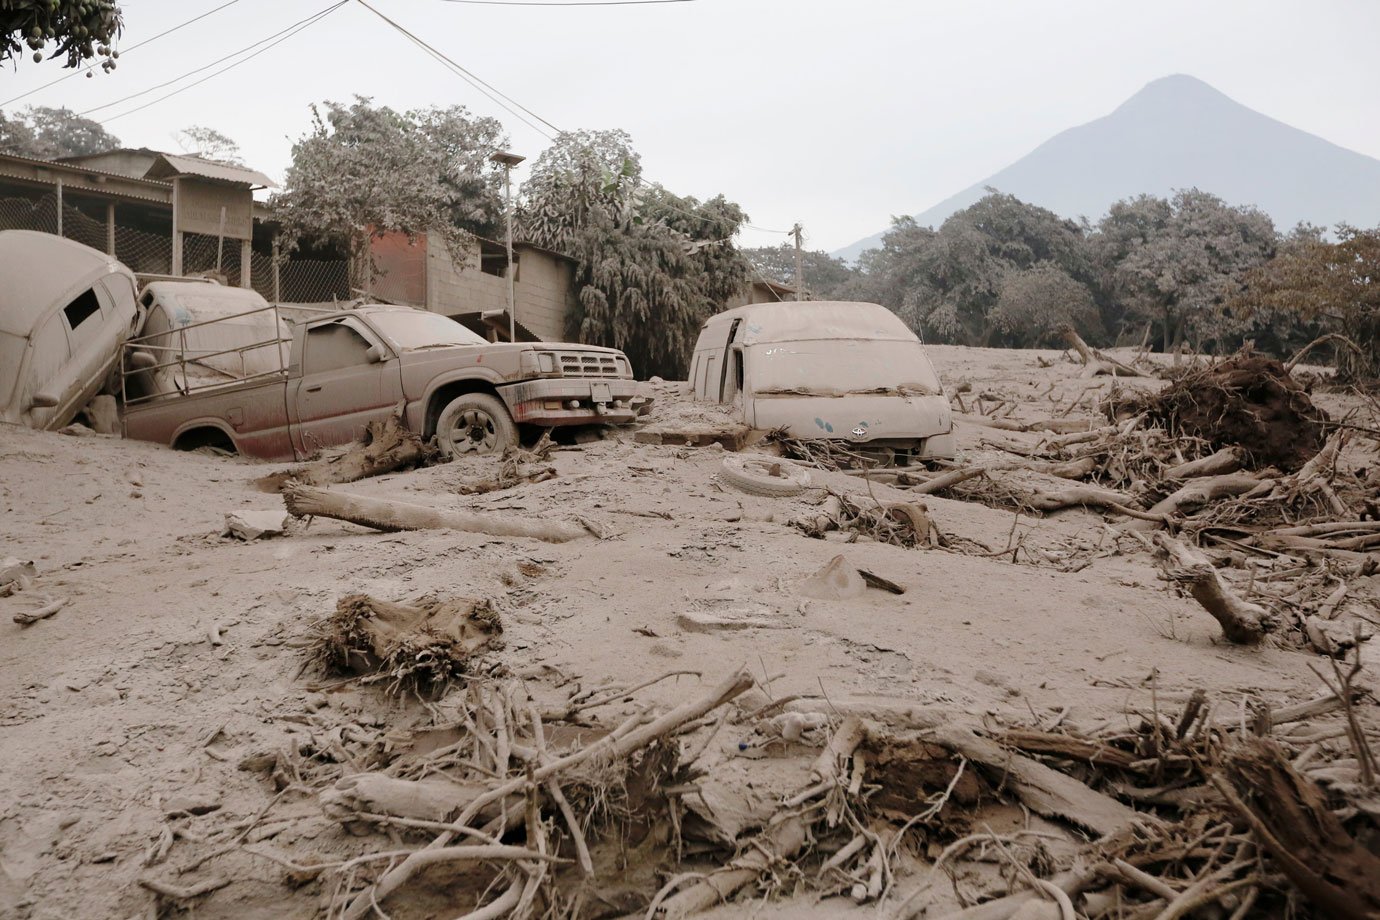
(719, 455, 811, 497)
(436, 393, 518, 458)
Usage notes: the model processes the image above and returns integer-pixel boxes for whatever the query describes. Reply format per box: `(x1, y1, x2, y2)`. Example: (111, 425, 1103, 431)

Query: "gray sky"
(4, 0, 1378, 252)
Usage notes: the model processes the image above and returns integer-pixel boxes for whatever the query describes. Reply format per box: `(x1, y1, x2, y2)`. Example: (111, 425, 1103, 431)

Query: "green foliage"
(1, 0, 121, 70)
(272, 97, 507, 283)
(1233, 226, 1380, 379)
(520, 130, 749, 378)
(1094, 189, 1276, 351)
(740, 244, 856, 300)
(0, 105, 120, 159)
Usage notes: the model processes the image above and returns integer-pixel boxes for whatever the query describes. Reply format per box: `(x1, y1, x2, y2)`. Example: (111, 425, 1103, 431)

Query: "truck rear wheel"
(435, 393, 517, 458)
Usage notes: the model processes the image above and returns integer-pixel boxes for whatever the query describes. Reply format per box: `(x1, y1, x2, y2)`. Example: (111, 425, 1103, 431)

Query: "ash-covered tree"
(272, 97, 506, 290)
(175, 126, 244, 166)
(740, 243, 856, 299)
(857, 190, 1095, 346)
(990, 261, 1101, 345)
(1231, 225, 1380, 379)
(0, 105, 119, 159)
(520, 130, 750, 378)
(3, 0, 121, 71)
(1094, 189, 1276, 352)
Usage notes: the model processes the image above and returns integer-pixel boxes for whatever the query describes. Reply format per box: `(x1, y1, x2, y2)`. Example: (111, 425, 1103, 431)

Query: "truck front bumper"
(502, 378, 652, 426)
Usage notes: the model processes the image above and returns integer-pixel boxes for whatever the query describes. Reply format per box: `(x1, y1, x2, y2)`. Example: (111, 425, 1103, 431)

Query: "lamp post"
(489, 150, 525, 342)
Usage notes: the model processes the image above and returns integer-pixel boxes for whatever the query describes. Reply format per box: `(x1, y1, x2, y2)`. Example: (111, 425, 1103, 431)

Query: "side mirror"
(366, 344, 386, 364)
(128, 350, 157, 369)
(31, 391, 60, 408)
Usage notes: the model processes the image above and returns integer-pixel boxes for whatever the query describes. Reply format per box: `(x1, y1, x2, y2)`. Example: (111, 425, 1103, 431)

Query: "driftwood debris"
(281, 483, 591, 542)
(259, 410, 435, 492)
(1154, 534, 1272, 643)
(311, 593, 503, 692)
(1060, 325, 1142, 378)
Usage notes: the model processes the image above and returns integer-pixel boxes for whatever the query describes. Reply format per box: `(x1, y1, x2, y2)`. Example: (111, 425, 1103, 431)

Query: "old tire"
(436, 393, 517, 458)
(719, 455, 810, 497)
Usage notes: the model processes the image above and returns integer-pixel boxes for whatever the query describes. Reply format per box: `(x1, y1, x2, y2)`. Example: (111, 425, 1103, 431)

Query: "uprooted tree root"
(1129, 352, 1328, 473)
(309, 593, 504, 694)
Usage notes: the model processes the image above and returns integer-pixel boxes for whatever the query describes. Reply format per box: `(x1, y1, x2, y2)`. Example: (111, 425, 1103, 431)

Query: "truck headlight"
(538, 352, 557, 374)
(616, 356, 631, 377)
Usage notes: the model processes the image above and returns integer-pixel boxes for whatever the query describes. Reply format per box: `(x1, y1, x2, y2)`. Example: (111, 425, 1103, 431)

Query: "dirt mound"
(1138, 355, 1327, 472)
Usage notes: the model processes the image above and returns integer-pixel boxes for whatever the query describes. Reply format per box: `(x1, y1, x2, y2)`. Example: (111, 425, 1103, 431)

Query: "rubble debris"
(718, 455, 811, 497)
(309, 593, 503, 693)
(221, 510, 291, 541)
(1133, 353, 1327, 472)
(1060, 324, 1143, 378)
(281, 482, 593, 542)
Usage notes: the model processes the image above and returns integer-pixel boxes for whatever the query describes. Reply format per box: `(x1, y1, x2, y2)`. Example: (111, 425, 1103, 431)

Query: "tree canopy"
(2, 0, 121, 71)
(0, 105, 120, 159)
(520, 130, 750, 378)
(272, 97, 507, 285)
(174, 126, 244, 167)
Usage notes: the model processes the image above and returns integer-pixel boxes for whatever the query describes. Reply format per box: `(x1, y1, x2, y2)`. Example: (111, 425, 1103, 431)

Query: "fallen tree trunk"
(1060, 325, 1142, 378)
(261, 410, 433, 491)
(909, 458, 1095, 496)
(1128, 473, 1267, 530)
(1164, 448, 1245, 480)
(1154, 534, 1271, 644)
(281, 483, 590, 543)
(956, 414, 1094, 435)
(1212, 738, 1380, 920)
(1024, 486, 1163, 521)
(654, 816, 809, 918)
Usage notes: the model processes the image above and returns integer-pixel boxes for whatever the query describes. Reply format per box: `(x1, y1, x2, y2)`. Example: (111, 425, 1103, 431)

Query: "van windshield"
(749, 340, 942, 396)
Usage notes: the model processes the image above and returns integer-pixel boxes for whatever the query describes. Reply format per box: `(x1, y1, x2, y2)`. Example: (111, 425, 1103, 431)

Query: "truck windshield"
(367, 312, 488, 350)
(749, 340, 942, 396)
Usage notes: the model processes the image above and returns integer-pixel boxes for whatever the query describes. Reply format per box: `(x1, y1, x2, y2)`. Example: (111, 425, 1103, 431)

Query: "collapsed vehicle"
(121, 285, 649, 460)
(689, 301, 955, 464)
(0, 230, 142, 430)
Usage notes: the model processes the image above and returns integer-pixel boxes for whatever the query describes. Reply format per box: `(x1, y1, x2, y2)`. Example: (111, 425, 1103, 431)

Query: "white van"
(688, 301, 955, 464)
(0, 231, 141, 430)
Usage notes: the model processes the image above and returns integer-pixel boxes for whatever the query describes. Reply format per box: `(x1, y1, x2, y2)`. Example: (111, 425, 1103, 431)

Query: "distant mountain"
(834, 74, 1380, 262)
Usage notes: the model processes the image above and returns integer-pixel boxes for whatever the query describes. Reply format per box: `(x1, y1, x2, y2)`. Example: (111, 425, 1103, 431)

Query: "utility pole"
(790, 223, 805, 301)
(490, 151, 526, 341)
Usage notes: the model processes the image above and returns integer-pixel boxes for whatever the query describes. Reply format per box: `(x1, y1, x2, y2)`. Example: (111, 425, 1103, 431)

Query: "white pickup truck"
(121, 283, 649, 461)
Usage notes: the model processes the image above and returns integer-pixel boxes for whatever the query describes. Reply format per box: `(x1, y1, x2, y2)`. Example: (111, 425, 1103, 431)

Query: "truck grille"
(559, 352, 621, 378)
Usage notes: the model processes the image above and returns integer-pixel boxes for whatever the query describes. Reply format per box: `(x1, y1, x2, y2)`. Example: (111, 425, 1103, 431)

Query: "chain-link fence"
(0, 189, 350, 303)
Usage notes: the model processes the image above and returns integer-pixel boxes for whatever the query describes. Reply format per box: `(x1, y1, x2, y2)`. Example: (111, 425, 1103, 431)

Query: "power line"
(355, 0, 562, 139)
(79, 2, 346, 120)
(94, 2, 349, 125)
(1, 0, 244, 109)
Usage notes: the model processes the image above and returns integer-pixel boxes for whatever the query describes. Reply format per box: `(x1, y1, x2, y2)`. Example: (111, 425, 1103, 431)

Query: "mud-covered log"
(1127, 473, 1267, 530)
(263, 410, 434, 491)
(281, 483, 590, 543)
(1154, 534, 1271, 643)
(1164, 447, 1244, 480)
(1060, 325, 1142, 377)
(1213, 738, 1380, 920)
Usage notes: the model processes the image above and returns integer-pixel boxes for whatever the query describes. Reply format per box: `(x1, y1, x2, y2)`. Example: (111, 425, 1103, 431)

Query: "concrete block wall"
(425, 232, 576, 342)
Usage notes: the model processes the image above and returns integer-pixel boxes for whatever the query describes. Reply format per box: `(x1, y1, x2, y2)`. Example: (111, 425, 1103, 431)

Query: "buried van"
(689, 301, 955, 464)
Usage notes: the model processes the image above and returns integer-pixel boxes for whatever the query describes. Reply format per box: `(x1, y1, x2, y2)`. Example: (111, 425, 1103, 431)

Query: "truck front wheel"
(435, 393, 517, 458)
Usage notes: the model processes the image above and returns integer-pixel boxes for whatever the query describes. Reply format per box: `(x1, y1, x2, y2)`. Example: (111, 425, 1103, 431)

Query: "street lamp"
(489, 150, 525, 342)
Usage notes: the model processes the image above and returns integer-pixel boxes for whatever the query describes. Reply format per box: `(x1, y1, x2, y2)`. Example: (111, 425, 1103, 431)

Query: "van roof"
(703, 301, 918, 346)
(0, 231, 136, 337)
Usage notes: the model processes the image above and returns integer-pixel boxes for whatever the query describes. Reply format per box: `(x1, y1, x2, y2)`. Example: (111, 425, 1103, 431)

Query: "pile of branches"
(456, 432, 559, 495)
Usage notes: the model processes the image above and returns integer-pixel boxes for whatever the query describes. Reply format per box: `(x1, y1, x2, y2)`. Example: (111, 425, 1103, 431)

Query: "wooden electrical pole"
(790, 223, 805, 301)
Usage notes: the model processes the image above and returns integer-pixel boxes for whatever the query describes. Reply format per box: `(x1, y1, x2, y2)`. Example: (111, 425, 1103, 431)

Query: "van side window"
(63, 289, 102, 330)
(303, 323, 373, 375)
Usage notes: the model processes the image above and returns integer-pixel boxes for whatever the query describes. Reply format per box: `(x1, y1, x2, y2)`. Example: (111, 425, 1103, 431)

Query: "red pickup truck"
(121, 286, 648, 461)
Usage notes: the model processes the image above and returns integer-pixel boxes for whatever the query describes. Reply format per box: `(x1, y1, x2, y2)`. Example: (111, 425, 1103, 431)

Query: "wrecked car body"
(689, 301, 955, 463)
(121, 296, 649, 461)
(0, 230, 142, 430)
